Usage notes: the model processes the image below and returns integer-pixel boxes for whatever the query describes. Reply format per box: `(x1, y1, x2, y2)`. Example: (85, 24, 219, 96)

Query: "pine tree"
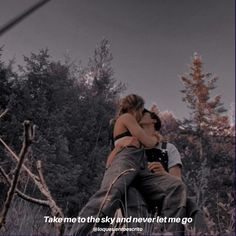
(181, 52, 230, 137)
(77, 39, 125, 167)
(159, 111, 180, 138)
(180, 54, 234, 233)
(87, 38, 125, 100)
(180, 53, 232, 160)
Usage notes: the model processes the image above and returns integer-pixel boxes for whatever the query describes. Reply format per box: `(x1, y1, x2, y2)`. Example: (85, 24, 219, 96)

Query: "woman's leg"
(72, 148, 145, 235)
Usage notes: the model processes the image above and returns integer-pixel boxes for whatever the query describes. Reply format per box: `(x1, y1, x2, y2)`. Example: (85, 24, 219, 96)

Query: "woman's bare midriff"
(106, 136, 140, 167)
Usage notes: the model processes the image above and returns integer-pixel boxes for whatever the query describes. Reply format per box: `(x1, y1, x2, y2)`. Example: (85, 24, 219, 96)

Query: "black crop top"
(113, 130, 132, 142)
(109, 126, 132, 150)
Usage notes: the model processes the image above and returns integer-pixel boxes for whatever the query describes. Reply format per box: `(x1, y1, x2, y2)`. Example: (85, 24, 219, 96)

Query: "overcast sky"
(0, 0, 234, 119)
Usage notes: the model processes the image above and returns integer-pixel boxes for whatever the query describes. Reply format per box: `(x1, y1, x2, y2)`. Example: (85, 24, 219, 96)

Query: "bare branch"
(0, 121, 34, 228)
(36, 161, 50, 194)
(0, 137, 40, 182)
(0, 0, 51, 37)
(0, 109, 8, 119)
(0, 137, 64, 235)
(36, 161, 64, 236)
(0, 166, 49, 207)
(0, 121, 64, 235)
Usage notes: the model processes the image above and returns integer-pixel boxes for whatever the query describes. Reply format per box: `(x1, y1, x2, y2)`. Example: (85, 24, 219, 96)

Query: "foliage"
(179, 53, 234, 234)
(0, 47, 234, 235)
(180, 53, 231, 137)
(0, 40, 125, 218)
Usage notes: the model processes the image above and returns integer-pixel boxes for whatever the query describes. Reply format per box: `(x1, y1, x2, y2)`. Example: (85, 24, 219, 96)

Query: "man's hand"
(148, 162, 166, 173)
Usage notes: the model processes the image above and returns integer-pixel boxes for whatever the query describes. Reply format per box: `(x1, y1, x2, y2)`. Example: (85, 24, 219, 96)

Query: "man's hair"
(143, 108, 162, 131)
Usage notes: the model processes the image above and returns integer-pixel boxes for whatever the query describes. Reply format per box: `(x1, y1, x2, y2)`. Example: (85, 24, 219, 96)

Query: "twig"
(0, 109, 8, 119)
(0, 0, 51, 37)
(36, 161, 51, 194)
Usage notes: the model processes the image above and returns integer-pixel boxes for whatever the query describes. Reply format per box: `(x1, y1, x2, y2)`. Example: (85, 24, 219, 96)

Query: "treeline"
(0, 41, 234, 234)
(0, 39, 125, 217)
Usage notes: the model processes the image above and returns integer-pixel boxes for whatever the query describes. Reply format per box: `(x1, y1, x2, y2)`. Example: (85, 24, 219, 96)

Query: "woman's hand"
(115, 136, 140, 148)
(106, 137, 140, 168)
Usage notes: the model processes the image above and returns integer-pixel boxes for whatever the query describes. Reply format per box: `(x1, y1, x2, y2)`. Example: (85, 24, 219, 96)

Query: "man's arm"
(169, 165, 182, 179)
(148, 142, 182, 179)
(148, 162, 182, 179)
(148, 162, 165, 173)
(167, 143, 182, 179)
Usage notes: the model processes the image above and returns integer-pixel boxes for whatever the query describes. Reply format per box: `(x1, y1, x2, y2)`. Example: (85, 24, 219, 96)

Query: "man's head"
(140, 108, 162, 131)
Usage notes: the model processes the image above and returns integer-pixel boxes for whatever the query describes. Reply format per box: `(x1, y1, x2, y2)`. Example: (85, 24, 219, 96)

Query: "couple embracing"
(72, 94, 206, 236)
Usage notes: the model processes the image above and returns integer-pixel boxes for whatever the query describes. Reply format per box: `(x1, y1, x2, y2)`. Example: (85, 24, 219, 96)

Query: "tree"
(9, 40, 126, 216)
(180, 53, 232, 160)
(181, 52, 231, 137)
(180, 53, 234, 233)
(0, 48, 20, 169)
(66, 39, 126, 214)
(159, 110, 180, 139)
(87, 38, 125, 101)
(0, 47, 15, 208)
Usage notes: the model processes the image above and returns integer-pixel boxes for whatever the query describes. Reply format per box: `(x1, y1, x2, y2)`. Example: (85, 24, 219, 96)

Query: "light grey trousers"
(73, 147, 186, 235)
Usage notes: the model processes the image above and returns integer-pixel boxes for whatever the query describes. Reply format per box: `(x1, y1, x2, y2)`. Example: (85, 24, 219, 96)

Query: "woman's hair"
(117, 94, 144, 117)
(143, 108, 162, 131)
(109, 94, 144, 147)
(110, 94, 144, 127)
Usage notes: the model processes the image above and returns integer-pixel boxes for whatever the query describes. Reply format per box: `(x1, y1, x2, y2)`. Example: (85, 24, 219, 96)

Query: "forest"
(0, 39, 234, 235)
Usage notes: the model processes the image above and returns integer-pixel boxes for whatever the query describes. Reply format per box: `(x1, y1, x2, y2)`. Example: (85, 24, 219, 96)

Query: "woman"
(73, 94, 160, 235)
(106, 100, 160, 168)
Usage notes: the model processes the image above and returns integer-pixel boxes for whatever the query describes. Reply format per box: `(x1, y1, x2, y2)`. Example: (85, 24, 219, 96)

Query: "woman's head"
(117, 94, 144, 121)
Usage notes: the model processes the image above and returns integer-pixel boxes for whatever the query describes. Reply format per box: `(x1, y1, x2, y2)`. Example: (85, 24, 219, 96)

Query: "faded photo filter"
(0, 0, 234, 235)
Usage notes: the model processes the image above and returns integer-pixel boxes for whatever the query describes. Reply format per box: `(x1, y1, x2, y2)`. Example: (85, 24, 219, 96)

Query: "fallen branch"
(0, 137, 40, 182)
(0, 122, 64, 236)
(36, 161, 64, 235)
(0, 166, 49, 207)
(0, 120, 34, 228)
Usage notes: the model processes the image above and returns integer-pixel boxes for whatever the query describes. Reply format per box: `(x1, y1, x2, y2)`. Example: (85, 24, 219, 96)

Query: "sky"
(0, 0, 234, 119)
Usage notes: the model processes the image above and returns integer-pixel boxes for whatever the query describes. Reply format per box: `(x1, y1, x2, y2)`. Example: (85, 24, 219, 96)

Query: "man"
(121, 109, 209, 235)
